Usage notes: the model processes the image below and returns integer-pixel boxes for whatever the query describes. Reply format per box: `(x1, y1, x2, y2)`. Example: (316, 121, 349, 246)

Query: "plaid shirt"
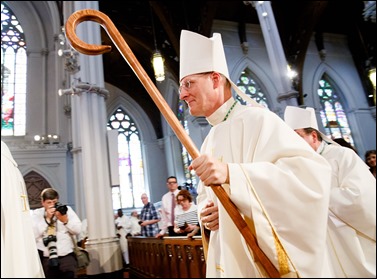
(140, 202, 160, 237)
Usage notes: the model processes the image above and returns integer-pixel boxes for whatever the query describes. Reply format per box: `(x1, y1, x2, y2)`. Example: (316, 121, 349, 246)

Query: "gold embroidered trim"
(215, 264, 224, 273)
(273, 229, 290, 275)
(240, 165, 299, 277)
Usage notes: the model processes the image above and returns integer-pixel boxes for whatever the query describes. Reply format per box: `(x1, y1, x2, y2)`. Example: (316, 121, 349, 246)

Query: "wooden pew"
(127, 236, 206, 278)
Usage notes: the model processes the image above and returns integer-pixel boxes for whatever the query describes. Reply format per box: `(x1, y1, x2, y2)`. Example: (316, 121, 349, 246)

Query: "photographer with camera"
(32, 188, 82, 278)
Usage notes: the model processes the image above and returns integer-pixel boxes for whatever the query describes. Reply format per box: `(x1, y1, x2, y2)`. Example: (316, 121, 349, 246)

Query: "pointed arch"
(106, 82, 164, 208)
(24, 170, 52, 209)
(19, 164, 60, 209)
(1, 3, 27, 136)
(106, 83, 156, 142)
(107, 107, 145, 209)
(236, 68, 270, 108)
(317, 74, 355, 145)
(310, 64, 355, 146)
(311, 64, 351, 109)
(231, 56, 277, 110)
(2, 1, 63, 142)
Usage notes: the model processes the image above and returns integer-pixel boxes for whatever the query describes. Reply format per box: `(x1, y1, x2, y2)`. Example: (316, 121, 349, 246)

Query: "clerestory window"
(107, 107, 146, 209)
(1, 3, 27, 136)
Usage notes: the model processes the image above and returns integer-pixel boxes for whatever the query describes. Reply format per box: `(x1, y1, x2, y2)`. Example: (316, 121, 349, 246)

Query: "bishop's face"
(294, 129, 318, 151)
(179, 72, 221, 117)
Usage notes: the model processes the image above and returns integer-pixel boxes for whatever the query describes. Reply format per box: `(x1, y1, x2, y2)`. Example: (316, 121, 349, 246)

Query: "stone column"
(63, 1, 123, 275)
(249, 1, 298, 107)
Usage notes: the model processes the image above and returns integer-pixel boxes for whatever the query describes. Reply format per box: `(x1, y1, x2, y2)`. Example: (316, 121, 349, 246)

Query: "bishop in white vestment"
(197, 100, 333, 277)
(285, 106, 376, 278)
(179, 30, 334, 278)
(1, 141, 45, 278)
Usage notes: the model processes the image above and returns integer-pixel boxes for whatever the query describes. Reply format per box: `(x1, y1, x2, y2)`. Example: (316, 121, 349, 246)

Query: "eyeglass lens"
(179, 80, 190, 93)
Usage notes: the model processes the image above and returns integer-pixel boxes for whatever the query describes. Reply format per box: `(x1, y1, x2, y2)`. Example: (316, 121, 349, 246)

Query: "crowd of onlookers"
(113, 175, 201, 267)
(114, 146, 376, 267)
(3, 136, 374, 277)
(365, 149, 376, 178)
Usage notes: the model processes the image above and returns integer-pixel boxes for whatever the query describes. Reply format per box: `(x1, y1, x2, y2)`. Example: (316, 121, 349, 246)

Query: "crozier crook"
(65, 9, 280, 278)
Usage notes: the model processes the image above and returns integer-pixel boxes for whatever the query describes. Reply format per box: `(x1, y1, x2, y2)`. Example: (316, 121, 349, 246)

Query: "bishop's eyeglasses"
(179, 80, 192, 94)
(178, 72, 214, 94)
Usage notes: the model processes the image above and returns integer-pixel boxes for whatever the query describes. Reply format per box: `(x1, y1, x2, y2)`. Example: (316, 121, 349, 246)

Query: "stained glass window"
(317, 75, 355, 146)
(1, 3, 27, 136)
(236, 68, 269, 108)
(178, 101, 197, 190)
(107, 107, 145, 209)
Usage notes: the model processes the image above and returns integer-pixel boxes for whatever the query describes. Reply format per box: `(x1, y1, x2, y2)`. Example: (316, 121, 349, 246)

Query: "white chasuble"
(197, 100, 333, 278)
(322, 144, 376, 277)
(1, 141, 45, 278)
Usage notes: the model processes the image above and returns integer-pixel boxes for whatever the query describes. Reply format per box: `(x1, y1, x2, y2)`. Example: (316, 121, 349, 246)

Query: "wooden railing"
(127, 236, 206, 278)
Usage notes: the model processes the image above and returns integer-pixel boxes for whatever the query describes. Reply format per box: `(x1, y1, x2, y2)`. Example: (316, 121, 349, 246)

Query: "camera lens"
(43, 235, 59, 267)
(54, 202, 68, 215)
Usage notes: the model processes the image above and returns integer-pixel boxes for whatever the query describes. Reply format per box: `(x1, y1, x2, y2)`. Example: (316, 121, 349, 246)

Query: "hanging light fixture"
(369, 67, 376, 88)
(369, 67, 376, 105)
(152, 50, 165, 82)
(150, 6, 165, 82)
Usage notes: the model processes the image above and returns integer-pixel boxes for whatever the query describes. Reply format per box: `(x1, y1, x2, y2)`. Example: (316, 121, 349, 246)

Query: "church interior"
(1, 1, 376, 277)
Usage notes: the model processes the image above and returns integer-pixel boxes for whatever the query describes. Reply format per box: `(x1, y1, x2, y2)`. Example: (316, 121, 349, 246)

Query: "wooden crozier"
(64, 9, 280, 278)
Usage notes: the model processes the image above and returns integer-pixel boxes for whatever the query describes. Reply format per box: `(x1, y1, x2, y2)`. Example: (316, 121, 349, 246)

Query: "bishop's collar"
(207, 98, 236, 126)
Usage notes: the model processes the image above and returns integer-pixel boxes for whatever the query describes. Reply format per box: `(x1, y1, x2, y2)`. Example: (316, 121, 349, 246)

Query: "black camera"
(54, 202, 68, 215)
(43, 235, 59, 267)
(138, 220, 143, 225)
(179, 222, 188, 230)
